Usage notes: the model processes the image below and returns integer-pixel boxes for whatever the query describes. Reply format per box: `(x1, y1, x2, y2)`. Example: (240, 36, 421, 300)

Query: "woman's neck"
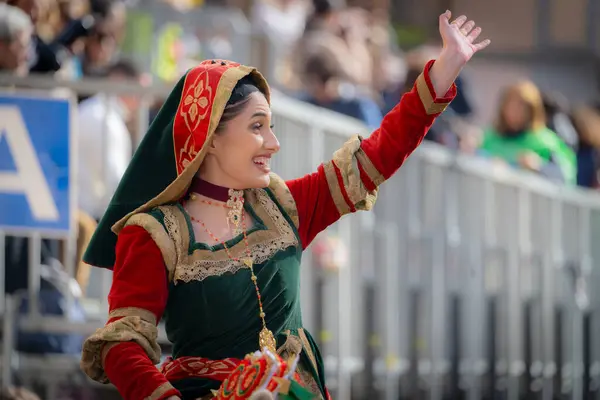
(188, 177, 232, 202)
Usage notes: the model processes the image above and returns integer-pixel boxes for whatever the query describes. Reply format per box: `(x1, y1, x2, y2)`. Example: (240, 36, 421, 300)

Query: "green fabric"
(150, 193, 327, 399)
(82, 73, 187, 268)
(480, 126, 577, 185)
(286, 380, 319, 400)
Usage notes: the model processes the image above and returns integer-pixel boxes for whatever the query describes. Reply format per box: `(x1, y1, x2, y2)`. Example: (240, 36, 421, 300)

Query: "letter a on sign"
(0, 106, 59, 221)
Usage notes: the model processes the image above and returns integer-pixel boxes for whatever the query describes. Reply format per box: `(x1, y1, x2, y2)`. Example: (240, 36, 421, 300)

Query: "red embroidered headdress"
(84, 60, 270, 268)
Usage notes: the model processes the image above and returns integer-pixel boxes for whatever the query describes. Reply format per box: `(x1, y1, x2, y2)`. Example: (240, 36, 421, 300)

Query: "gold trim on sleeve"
(108, 307, 157, 325)
(416, 73, 450, 115)
(268, 173, 300, 229)
(80, 316, 162, 384)
(355, 149, 385, 187)
(145, 382, 177, 400)
(322, 160, 352, 216)
(124, 212, 177, 280)
(331, 136, 378, 213)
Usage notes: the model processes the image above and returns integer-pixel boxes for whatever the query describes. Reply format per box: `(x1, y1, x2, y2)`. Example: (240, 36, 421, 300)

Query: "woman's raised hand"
(428, 10, 491, 96)
(438, 10, 491, 64)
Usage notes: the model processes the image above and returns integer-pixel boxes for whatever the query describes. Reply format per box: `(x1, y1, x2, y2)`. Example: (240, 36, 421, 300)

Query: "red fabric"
(160, 355, 304, 399)
(105, 343, 180, 400)
(286, 60, 457, 249)
(360, 59, 456, 180)
(160, 356, 242, 382)
(107, 226, 170, 318)
(173, 60, 244, 175)
(102, 226, 178, 400)
(285, 165, 341, 249)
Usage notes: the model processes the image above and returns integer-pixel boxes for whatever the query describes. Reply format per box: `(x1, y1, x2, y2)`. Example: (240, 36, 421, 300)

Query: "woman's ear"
(206, 135, 219, 155)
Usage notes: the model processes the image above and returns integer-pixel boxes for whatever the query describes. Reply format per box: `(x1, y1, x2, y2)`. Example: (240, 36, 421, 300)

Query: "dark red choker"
(187, 178, 231, 202)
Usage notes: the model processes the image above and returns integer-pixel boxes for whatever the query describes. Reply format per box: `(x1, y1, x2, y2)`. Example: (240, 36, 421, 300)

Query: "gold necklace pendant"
(259, 326, 277, 354)
(227, 188, 244, 235)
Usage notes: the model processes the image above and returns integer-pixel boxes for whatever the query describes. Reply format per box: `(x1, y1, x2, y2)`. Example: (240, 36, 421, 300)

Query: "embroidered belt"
(160, 356, 242, 382)
(159, 330, 304, 382)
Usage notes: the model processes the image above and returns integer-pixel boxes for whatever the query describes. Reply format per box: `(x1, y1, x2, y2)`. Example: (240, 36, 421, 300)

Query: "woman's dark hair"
(215, 75, 263, 133)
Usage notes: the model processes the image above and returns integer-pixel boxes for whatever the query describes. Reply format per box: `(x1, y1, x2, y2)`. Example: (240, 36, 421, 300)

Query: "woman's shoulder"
(123, 203, 182, 233)
(265, 173, 300, 229)
(119, 203, 184, 276)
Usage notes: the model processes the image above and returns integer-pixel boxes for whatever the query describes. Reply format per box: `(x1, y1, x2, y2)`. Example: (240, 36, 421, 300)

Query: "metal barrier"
(1, 76, 600, 400)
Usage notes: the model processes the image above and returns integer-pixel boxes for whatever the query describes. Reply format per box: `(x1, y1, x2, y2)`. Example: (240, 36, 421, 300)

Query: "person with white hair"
(0, 3, 32, 75)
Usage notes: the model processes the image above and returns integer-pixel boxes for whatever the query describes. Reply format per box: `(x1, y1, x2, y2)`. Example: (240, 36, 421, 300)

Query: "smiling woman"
(198, 75, 279, 191)
(79, 10, 490, 400)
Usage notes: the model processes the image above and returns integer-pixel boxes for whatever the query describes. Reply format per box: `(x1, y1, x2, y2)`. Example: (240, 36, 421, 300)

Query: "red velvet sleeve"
(102, 225, 181, 400)
(286, 60, 457, 249)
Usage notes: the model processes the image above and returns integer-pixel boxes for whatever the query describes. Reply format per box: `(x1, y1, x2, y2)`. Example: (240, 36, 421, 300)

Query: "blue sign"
(0, 92, 74, 235)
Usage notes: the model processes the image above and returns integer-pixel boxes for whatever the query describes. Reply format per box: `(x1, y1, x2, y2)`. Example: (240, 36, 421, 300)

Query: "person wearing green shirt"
(480, 80, 577, 185)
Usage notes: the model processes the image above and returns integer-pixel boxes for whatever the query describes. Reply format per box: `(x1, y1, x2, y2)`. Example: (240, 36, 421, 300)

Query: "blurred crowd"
(1, 0, 600, 192)
(254, 0, 600, 188)
(0, 0, 127, 79)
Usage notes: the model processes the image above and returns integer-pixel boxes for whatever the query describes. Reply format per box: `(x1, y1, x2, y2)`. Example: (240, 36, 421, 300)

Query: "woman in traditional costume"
(80, 11, 489, 400)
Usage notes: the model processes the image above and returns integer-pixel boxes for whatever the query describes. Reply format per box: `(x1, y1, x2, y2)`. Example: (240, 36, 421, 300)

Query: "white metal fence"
(1, 75, 600, 400)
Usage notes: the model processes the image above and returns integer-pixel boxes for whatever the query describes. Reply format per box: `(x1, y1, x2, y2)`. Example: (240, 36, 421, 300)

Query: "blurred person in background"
(7, 0, 61, 73)
(570, 104, 600, 188)
(304, 0, 334, 32)
(250, 0, 309, 51)
(81, 0, 126, 77)
(277, 0, 335, 90)
(367, 8, 407, 114)
(77, 59, 140, 221)
(78, 10, 489, 400)
(479, 81, 577, 184)
(542, 91, 579, 149)
(0, 3, 33, 75)
(49, 0, 95, 79)
(301, 53, 383, 129)
(290, 3, 374, 93)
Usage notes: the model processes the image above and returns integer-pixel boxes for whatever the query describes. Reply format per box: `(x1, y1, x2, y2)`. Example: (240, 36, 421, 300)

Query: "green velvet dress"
(144, 186, 328, 399)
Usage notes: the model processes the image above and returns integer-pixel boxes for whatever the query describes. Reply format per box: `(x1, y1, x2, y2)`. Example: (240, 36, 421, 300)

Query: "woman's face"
(502, 94, 530, 132)
(202, 92, 280, 189)
(0, 28, 32, 74)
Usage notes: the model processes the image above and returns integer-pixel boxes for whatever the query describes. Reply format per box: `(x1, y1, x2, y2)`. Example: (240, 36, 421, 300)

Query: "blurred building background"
(1, 0, 600, 399)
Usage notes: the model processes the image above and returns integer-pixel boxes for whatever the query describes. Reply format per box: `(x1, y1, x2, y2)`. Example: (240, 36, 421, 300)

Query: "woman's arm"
(285, 11, 490, 249)
(81, 225, 181, 400)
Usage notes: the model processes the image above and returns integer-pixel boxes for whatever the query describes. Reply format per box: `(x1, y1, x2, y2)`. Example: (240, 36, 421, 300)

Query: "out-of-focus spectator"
(7, 0, 61, 73)
(300, 53, 382, 129)
(571, 104, 600, 188)
(276, 0, 335, 90)
(49, 0, 93, 79)
(77, 59, 140, 220)
(0, 3, 33, 75)
(480, 81, 577, 184)
(367, 9, 406, 114)
(304, 0, 334, 32)
(81, 0, 126, 77)
(290, 5, 373, 93)
(542, 91, 579, 149)
(251, 0, 309, 51)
